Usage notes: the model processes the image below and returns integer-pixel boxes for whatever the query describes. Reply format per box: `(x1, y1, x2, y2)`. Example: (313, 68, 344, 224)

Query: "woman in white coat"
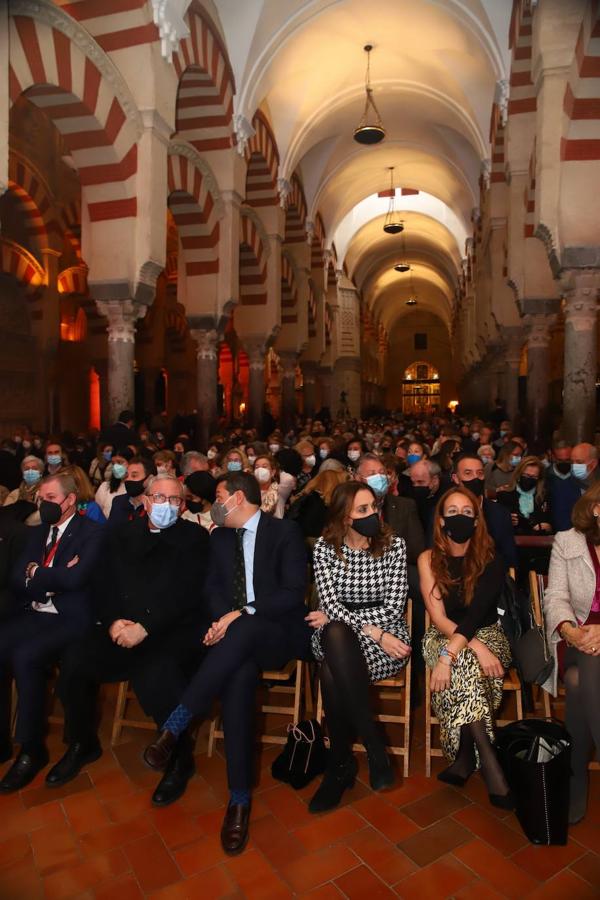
(542, 482, 600, 824)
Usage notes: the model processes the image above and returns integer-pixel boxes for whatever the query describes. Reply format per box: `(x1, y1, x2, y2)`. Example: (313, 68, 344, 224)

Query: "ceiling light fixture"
(353, 44, 385, 145)
(394, 262, 410, 273)
(405, 266, 418, 306)
(394, 224, 410, 270)
(383, 167, 403, 234)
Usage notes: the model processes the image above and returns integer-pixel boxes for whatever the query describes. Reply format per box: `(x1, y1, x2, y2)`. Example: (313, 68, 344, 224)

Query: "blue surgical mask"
(47, 454, 62, 467)
(103, 450, 113, 462)
(149, 501, 179, 529)
(227, 460, 243, 472)
(366, 473, 389, 497)
(407, 453, 421, 465)
(23, 469, 41, 486)
(112, 463, 127, 480)
(509, 455, 521, 468)
(571, 462, 588, 481)
(500, 430, 508, 437)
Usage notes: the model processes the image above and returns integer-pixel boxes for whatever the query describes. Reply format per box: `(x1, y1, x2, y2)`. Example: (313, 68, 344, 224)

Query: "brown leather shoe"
(143, 730, 177, 771)
(220, 802, 250, 855)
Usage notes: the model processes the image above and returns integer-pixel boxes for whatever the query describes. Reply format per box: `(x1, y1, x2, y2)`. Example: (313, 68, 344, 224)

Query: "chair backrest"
(528, 569, 546, 628)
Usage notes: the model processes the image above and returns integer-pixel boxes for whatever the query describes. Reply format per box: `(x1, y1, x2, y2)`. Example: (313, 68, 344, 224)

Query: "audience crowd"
(0, 402, 598, 853)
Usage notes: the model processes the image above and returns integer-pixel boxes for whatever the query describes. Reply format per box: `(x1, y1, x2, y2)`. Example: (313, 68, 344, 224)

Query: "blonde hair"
(300, 468, 349, 505)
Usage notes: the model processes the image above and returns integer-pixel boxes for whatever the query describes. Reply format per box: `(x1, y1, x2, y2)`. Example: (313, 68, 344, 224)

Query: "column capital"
(96, 299, 145, 343)
(189, 327, 218, 361)
(244, 337, 267, 370)
(524, 314, 557, 350)
(560, 268, 600, 332)
(278, 350, 298, 376)
(498, 325, 525, 364)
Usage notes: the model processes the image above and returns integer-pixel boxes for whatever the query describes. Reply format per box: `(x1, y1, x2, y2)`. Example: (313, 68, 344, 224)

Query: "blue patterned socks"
(162, 704, 192, 736)
(230, 788, 250, 808)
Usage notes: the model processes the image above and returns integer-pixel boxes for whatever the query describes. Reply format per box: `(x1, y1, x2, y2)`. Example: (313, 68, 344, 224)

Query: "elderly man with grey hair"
(408, 458, 444, 543)
(3, 455, 46, 524)
(49, 473, 210, 807)
(181, 451, 209, 478)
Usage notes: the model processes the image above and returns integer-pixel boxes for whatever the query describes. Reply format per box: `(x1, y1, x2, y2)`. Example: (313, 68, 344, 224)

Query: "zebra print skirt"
(422, 623, 512, 763)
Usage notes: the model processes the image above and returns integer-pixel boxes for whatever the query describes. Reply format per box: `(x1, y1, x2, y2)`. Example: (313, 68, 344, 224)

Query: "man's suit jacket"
(383, 495, 425, 565)
(99, 516, 210, 639)
(13, 514, 105, 627)
(482, 498, 517, 569)
(0, 511, 27, 618)
(206, 513, 310, 659)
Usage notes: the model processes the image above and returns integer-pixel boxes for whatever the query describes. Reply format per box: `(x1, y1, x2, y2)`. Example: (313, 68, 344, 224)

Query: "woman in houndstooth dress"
(306, 482, 410, 814)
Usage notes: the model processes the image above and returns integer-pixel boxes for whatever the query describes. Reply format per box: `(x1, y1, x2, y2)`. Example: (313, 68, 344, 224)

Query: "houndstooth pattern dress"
(311, 535, 410, 682)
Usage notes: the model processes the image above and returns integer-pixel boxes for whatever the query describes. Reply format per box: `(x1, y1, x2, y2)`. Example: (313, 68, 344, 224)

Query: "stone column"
(525, 313, 556, 442)
(499, 326, 524, 422)
(333, 356, 361, 418)
(317, 366, 333, 415)
(301, 361, 318, 419)
(189, 324, 218, 450)
(561, 270, 600, 443)
(279, 351, 297, 429)
(246, 338, 266, 430)
(96, 299, 145, 424)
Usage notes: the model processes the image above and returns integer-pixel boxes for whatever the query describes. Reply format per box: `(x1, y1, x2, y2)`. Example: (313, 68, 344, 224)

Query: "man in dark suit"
(143, 471, 310, 855)
(107, 456, 156, 527)
(101, 409, 137, 451)
(0, 473, 104, 791)
(49, 474, 209, 805)
(451, 454, 517, 569)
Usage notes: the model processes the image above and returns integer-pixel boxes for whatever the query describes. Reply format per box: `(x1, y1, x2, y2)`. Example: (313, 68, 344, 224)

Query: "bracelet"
(439, 648, 455, 665)
(377, 630, 385, 646)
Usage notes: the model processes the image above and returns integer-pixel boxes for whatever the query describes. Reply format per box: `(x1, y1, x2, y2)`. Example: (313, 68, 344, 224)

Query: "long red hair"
(430, 486, 494, 605)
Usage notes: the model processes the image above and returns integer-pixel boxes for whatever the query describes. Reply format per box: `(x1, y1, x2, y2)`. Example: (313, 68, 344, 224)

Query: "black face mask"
(39, 499, 63, 526)
(351, 513, 381, 538)
(412, 485, 431, 502)
(186, 499, 204, 514)
(461, 477, 484, 498)
(519, 475, 538, 493)
(554, 461, 571, 476)
(443, 514, 476, 544)
(125, 479, 145, 498)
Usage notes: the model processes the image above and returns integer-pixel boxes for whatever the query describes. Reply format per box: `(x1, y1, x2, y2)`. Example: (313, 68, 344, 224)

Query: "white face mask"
(269, 443, 280, 454)
(348, 449, 361, 462)
(254, 466, 271, 483)
(207, 449, 217, 460)
(304, 454, 316, 469)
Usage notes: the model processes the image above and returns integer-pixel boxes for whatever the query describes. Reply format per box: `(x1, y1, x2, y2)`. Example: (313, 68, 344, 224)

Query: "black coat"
(107, 493, 146, 527)
(0, 512, 27, 618)
(482, 498, 518, 569)
(383, 494, 425, 565)
(206, 513, 310, 660)
(13, 514, 105, 627)
(98, 516, 210, 637)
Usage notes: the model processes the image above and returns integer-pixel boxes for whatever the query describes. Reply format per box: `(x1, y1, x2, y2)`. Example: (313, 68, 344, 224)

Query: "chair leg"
(515, 686, 523, 721)
(207, 717, 218, 757)
(293, 661, 302, 724)
(304, 662, 314, 715)
(111, 681, 128, 747)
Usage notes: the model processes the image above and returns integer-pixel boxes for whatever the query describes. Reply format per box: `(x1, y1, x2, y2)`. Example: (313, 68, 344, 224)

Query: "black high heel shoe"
(489, 790, 515, 810)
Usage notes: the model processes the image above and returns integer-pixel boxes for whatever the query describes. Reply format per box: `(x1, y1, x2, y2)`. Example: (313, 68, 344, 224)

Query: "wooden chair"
(315, 600, 412, 778)
(111, 681, 156, 746)
(207, 659, 312, 755)
(424, 610, 523, 776)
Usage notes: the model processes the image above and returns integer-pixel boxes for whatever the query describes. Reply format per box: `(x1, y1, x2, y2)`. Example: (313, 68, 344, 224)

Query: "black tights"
(445, 720, 510, 797)
(319, 621, 383, 763)
(564, 650, 600, 804)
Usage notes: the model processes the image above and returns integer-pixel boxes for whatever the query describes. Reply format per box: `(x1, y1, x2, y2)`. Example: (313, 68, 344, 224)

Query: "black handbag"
(496, 718, 571, 845)
(271, 718, 329, 789)
(498, 574, 554, 685)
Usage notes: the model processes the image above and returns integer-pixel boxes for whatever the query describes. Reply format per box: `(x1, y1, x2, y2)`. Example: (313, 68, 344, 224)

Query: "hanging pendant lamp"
(383, 167, 403, 234)
(353, 45, 386, 145)
(406, 267, 418, 305)
(394, 226, 410, 270)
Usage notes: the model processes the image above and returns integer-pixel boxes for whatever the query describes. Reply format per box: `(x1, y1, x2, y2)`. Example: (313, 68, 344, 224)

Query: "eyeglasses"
(148, 493, 183, 507)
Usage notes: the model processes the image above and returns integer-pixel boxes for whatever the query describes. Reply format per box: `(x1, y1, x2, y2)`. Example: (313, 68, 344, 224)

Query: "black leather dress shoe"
(0, 747, 49, 793)
(151, 749, 195, 807)
(0, 740, 13, 764)
(220, 802, 250, 855)
(45, 742, 102, 787)
(143, 730, 177, 771)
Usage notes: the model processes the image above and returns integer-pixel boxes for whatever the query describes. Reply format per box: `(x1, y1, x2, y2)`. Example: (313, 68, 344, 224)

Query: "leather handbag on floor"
(271, 719, 329, 789)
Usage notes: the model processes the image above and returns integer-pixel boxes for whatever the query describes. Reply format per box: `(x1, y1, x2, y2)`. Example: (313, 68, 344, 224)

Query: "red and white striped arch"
(167, 152, 220, 277)
(0, 237, 45, 298)
(489, 103, 506, 184)
(508, 1, 536, 116)
(307, 279, 317, 338)
(9, 11, 139, 223)
(327, 244, 338, 288)
(524, 138, 536, 237)
(562, 2, 600, 161)
(57, 264, 88, 296)
(174, 6, 235, 152)
(281, 253, 298, 325)
(311, 213, 326, 269)
(58, 199, 84, 261)
(239, 213, 267, 306)
(284, 174, 307, 244)
(7, 153, 64, 255)
(245, 111, 280, 207)
(51, 0, 158, 54)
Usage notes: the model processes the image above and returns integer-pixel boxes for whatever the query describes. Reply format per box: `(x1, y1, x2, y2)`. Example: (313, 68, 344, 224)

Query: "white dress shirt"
(239, 509, 261, 613)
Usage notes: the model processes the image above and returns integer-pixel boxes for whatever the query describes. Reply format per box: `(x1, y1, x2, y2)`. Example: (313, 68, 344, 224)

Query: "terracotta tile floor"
(0, 692, 598, 899)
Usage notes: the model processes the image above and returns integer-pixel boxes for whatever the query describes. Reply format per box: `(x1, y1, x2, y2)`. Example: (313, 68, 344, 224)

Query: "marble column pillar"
(500, 327, 524, 423)
(279, 351, 297, 429)
(317, 366, 333, 416)
(96, 300, 144, 424)
(525, 314, 556, 442)
(561, 270, 600, 443)
(246, 339, 266, 430)
(301, 361, 318, 419)
(189, 327, 218, 450)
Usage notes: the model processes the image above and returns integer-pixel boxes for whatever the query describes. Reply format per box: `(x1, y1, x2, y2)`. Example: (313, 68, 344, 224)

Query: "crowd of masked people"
(0, 404, 598, 854)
